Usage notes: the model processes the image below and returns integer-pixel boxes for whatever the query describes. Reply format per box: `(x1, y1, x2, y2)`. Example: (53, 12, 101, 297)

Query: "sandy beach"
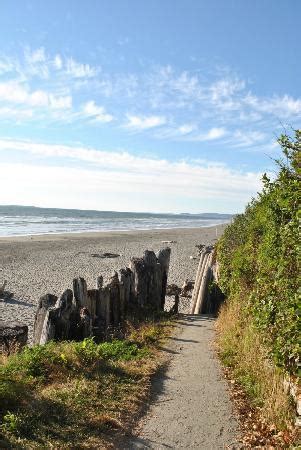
(0, 225, 226, 342)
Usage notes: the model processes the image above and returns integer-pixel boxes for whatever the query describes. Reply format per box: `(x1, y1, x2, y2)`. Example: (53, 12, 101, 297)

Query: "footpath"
(124, 315, 240, 449)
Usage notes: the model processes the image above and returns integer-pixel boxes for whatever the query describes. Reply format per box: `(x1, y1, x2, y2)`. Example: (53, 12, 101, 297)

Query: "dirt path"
(124, 315, 240, 449)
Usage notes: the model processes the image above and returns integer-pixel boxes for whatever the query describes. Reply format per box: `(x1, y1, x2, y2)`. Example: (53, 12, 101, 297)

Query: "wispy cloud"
(0, 106, 33, 120)
(232, 130, 266, 147)
(82, 101, 113, 122)
(125, 114, 166, 130)
(0, 46, 299, 146)
(177, 124, 196, 135)
(0, 80, 72, 110)
(25, 47, 46, 64)
(65, 57, 98, 78)
(244, 93, 301, 117)
(154, 125, 226, 142)
(53, 54, 63, 70)
(191, 127, 227, 142)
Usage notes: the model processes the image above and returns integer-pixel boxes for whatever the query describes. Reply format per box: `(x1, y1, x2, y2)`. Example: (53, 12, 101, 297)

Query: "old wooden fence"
(33, 247, 171, 346)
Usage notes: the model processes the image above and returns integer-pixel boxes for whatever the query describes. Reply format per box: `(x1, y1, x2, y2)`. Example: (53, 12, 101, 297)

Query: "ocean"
(0, 205, 232, 237)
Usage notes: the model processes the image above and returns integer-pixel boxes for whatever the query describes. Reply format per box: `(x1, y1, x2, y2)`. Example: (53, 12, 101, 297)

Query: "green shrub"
(3, 343, 61, 379)
(217, 129, 300, 374)
(1, 411, 22, 434)
(98, 340, 149, 361)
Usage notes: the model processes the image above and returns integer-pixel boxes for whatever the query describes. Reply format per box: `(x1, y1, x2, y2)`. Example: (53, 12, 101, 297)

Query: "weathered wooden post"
(144, 250, 161, 309)
(96, 276, 103, 289)
(157, 247, 171, 309)
(190, 249, 207, 314)
(119, 268, 133, 318)
(193, 253, 210, 314)
(96, 285, 108, 329)
(194, 253, 213, 314)
(108, 272, 121, 327)
(87, 289, 98, 322)
(39, 307, 60, 345)
(33, 294, 58, 345)
(79, 307, 92, 338)
(130, 247, 171, 311)
(55, 289, 73, 340)
(73, 277, 88, 308)
(130, 257, 148, 307)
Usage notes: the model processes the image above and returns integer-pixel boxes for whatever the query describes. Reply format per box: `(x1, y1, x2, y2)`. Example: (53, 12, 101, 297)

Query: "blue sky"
(0, 0, 300, 213)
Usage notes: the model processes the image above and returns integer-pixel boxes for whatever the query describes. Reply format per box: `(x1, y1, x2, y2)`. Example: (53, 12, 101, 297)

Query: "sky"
(0, 0, 300, 214)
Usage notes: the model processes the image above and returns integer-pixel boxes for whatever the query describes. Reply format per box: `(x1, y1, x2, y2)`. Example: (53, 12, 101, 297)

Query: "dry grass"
(216, 298, 298, 446)
(0, 318, 173, 449)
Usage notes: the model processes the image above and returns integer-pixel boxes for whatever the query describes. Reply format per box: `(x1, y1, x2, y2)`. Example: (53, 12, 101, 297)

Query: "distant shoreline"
(0, 204, 234, 218)
(0, 223, 228, 241)
(0, 205, 232, 238)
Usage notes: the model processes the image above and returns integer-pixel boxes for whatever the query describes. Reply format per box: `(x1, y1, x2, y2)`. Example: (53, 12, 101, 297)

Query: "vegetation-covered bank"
(216, 131, 300, 443)
(0, 317, 173, 448)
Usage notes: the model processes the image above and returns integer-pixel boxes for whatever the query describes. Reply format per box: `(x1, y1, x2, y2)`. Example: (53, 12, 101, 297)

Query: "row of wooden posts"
(33, 248, 171, 345)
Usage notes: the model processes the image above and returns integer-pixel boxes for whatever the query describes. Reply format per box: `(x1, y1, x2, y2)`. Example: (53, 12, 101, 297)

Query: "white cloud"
(0, 138, 263, 212)
(206, 127, 226, 140)
(178, 124, 196, 134)
(0, 57, 16, 74)
(189, 127, 227, 142)
(49, 94, 72, 109)
(170, 71, 202, 98)
(0, 107, 33, 120)
(154, 124, 226, 142)
(23, 47, 50, 78)
(0, 81, 72, 110)
(210, 78, 245, 103)
(65, 57, 97, 78)
(53, 54, 63, 70)
(244, 93, 301, 117)
(125, 114, 166, 130)
(232, 130, 266, 147)
(25, 47, 46, 64)
(82, 101, 113, 122)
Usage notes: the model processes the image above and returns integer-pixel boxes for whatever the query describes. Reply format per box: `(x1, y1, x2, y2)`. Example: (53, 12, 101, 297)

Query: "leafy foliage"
(217, 130, 300, 374)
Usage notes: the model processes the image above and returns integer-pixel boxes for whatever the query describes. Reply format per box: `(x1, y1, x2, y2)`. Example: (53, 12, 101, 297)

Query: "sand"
(0, 225, 226, 342)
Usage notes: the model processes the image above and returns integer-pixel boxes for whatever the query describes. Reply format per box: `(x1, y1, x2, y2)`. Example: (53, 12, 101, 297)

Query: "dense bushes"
(217, 130, 300, 375)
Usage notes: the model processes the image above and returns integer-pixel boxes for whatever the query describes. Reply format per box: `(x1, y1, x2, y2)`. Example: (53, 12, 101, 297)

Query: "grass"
(0, 317, 173, 448)
(216, 297, 296, 433)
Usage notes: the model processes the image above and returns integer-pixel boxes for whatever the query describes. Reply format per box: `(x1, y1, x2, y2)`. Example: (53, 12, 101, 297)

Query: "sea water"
(0, 205, 232, 237)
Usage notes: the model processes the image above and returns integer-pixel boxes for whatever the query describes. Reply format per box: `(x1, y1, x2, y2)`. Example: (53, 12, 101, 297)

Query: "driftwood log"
(190, 247, 213, 314)
(33, 294, 58, 345)
(190, 245, 223, 315)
